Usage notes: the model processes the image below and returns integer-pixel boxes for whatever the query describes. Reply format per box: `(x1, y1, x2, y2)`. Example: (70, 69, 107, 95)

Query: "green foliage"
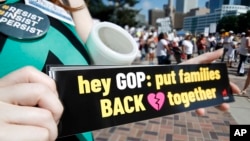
(87, 0, 140, 27)
(217, 10, 250, 33)
(115, 8, 139, 27)
(217, 16, 238, 32)
(238, 11, 250, 31)
(108, 0, 140, 7)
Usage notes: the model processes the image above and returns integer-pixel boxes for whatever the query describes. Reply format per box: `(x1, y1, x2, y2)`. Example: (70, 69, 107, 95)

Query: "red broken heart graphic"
(147, 92, 165, 111)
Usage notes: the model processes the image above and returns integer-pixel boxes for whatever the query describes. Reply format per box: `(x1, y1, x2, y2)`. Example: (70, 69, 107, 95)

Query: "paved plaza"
(92, 56, 250, 141)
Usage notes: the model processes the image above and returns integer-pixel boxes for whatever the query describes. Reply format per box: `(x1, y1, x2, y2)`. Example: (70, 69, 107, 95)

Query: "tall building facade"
(223, 0, 236, 4)
(209, 0, 224, 13)
(164, 0, 175, 28)
(183, 5, 250, 34)
(209, 0, 250, 13)
(175, 0, 198, 13)
(148, 9, 165, 27)
(240, 0, 250, 6)
(234, 0, 241, 5)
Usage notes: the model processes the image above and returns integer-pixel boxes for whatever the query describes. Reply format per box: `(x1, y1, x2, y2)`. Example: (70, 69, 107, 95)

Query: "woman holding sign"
(0, 48, 241, 141)
(0, 0, 138, 139)
(0, 0, 96, 140)
(0, 1, 241, 141)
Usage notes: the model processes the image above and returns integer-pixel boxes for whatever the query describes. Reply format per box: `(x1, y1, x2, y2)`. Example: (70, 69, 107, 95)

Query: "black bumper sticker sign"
(47, 63, 234, 138)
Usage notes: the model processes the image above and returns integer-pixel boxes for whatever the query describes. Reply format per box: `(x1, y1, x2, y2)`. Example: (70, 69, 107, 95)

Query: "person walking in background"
(216, 33, 225, 50)
(182, 34, 194, 60)
(221, 31, 234, 62)
(146, 34, 157, 65)
(234, 34, 241, 63)
(237, 32, 248, 76)
(226, 41, 237, 67)
(172, 34, 182, 64)
(143, 31, 150, 61)
(196, 34, 207, 55)
(240, 30, 250, 95)
(191, 35, 198, 54)
(132, 32, 142, 63)
(156, 33, 171, 64)
(208, 33, 217, 52)
(139, 34, 146, 61)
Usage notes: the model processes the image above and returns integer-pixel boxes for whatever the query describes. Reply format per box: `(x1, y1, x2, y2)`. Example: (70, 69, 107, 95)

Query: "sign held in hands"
(47, 63, 234, 138)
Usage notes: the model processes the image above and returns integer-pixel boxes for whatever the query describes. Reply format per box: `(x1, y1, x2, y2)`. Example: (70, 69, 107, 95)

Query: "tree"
(86, 0, 140, 27)
(238, 11, 250, 32)
(86, 0, 114, 21)
(217, 15, 238, 33)
(115, 8, 139, 27)
(217, 10, 250, 33)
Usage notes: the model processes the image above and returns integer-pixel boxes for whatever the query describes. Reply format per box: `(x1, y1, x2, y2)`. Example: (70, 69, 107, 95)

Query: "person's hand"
(0, 66, 63, 141)
(180, 48, 240, 116)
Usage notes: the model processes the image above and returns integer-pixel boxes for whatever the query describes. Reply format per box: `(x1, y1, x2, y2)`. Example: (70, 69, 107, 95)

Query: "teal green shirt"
(0, 0, 93, 140)
(0, 0, 90, 77)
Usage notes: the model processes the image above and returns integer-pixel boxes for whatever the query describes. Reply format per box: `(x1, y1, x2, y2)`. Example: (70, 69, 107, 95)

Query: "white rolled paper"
(86, 22, 138, 65)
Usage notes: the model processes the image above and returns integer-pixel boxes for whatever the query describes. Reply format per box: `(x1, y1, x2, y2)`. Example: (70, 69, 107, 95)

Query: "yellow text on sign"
(100, 94, 146, 118)
(155, 67, 221, 90)
(78, 76, 111, 96)
(167, 86, 216, 108)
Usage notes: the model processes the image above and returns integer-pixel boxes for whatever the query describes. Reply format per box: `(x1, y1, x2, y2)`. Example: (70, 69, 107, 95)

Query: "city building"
(175, 0, 199, 13)
(183, 4, 250, 34)
(173, 7, 209, 30)
(164, 0, 174, 29)
(209, 0, 225, 13)
(208, 0, 246, 13)
(135, 14, 147, 26)
(146, 0, 250, 34)
(148, 9, 165, 27)
(172, 0, 200, 30)
(208, 0, 250, 13)
(239, 0, 250, 6)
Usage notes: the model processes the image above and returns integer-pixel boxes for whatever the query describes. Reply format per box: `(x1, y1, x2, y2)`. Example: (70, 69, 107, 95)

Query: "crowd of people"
(131, 28, 247, 66)
(0, 0, 247, 140)
(131, 28, 250, 96)
(131, 28, 208, 65)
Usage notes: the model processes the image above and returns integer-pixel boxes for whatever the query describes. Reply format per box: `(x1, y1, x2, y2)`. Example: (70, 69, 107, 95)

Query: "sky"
(135, 0, 207, 20)
(103, 0, 207, 20)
